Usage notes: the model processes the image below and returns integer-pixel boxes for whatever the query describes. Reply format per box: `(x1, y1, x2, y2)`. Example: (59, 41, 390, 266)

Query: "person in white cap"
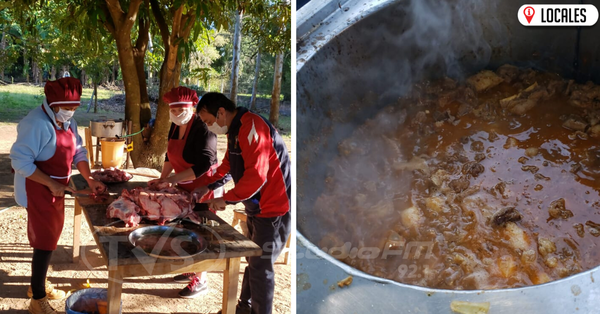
(148, 86, 230, 298)
(10, 77, 106, 314)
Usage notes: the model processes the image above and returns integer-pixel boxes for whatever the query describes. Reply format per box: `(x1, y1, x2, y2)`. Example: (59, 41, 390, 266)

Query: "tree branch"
(149, 0, 170, 47)
(123, 0, 143, 32)
(181, 12, 196, 40)
(99, 1, 116, 37)
(170, 5, 183, 43)
(104, 0, 124, 30)
(134, 1, 150, 51)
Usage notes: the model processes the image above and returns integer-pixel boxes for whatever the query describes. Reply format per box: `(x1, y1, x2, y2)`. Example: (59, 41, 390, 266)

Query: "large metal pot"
(90, 118, 124, 138)
(296, 0, 600, 313)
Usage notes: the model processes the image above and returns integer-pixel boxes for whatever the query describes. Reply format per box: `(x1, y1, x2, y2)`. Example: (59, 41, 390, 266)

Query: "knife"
(65, 190, 116, 198)
(65, 190, 94, 197)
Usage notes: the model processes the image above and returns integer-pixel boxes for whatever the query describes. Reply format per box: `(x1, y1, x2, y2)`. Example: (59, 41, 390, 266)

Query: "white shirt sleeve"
(10, 118, 53, 178)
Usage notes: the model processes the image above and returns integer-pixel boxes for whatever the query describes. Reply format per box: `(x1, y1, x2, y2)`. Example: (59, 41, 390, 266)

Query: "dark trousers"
(31, 248, 53, 299)
(239, 211, 291, 314)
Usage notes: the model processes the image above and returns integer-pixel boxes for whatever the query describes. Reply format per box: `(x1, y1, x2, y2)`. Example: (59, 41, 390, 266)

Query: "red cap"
(44, 77, 82, 107)
(163, 86, 199, 108)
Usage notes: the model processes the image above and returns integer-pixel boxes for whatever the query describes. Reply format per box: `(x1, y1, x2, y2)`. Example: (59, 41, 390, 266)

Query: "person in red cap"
(10, 77, 106, 314)
(148, 86, 230, 298)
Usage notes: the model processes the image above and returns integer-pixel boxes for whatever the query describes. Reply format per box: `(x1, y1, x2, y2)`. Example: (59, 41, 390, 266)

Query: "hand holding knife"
(203, 197, 227, 211)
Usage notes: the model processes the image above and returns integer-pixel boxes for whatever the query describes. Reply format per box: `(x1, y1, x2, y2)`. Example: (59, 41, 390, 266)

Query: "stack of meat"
(91, 167, 133, 183)
(106, 183, 193, 227)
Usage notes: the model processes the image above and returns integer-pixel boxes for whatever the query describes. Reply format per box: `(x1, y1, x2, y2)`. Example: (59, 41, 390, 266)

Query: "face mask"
(207, 112, 228, 134)
(55, 108, 75, 122)
(170, 108, 194, 126)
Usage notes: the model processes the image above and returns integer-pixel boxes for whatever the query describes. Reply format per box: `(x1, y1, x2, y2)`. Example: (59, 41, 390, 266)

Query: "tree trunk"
(32, 61, 38, 85)
(250, 49, 262, 110)
(94, 82, 98, 113)
(133, 14, 152, 130)
(115, 34, 142, 125)
(101, 0, 147, 166)
(37, 62, 41, 85)
(24, 46, 29, 83)
(144, 0, 197, 170)
(269, 53, 283, 128)
(36, 62, 40, 85)
(112, 61, 117, 83)
(50, 66, 56, 80)
(81, 69, 86, 87)
(229, 10, 243, 103)
(0, 29, 5, 81)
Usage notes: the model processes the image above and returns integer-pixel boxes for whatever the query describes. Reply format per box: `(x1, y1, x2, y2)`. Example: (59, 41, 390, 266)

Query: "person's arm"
(163, 122, 218, 184)
(165, 167, 196, 183)
(213, 150, 231, 180)
(10, 118, 50, 180)
(10, 119, 75, 197)
(27, 168, 75, 197)
(70, 121, 106, 194)
(75, 161, 106, 194)
(190, 151, 231, 202)
(189, 128, 218, 176)
(197, 149, 231, 185)
(222, 116, 271, 203)
(160, 161, 174, 179)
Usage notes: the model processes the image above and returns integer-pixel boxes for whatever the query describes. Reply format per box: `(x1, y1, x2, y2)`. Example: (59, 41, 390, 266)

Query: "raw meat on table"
(106, 197, 141, 227)
(106, 185, 193, 227)
(92, 167, 133, 183)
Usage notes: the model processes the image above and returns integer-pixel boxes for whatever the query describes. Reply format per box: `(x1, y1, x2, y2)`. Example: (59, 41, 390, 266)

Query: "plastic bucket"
(101, 138, 125, 169)
(65, 288, 121, 314)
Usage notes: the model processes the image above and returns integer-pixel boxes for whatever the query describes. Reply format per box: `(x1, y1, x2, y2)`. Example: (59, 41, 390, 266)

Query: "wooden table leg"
(222, 257, 241, 314)
(284, 235, 291, 265)
(107, 268, 123, 314)
(96, 137, 101, 167)
(85, 127, 94, 166)
(72, 198, 82, 263)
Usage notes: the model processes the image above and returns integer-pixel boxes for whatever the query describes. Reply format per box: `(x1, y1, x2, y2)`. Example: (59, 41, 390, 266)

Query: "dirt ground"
(0, 122, 292, 314)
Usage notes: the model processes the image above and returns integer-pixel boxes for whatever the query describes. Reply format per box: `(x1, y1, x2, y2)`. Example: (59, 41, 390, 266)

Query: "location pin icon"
(524, 6, 535, 24)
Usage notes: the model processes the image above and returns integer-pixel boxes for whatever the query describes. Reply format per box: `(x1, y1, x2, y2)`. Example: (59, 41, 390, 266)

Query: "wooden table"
(69, 172, 262, 314)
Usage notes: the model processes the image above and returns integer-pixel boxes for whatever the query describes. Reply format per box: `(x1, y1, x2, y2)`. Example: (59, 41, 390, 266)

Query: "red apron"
(167, 115, 216, 203)
(25, 106, 76, 251)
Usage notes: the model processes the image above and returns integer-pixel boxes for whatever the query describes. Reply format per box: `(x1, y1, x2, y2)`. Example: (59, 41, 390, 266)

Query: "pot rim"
(297, 230, 600, 293)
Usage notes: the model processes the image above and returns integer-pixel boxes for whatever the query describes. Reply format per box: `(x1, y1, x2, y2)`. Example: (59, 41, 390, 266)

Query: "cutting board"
(127, 167, 161, 179)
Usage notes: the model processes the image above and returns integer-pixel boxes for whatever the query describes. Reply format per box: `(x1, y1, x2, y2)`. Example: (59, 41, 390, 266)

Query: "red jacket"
(203, 107, 291, 218)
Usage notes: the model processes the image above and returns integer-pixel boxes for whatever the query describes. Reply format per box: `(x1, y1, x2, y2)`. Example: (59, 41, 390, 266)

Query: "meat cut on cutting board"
(107, 185, 193, 227)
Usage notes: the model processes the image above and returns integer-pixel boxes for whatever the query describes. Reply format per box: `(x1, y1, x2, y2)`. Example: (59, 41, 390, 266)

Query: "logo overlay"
(518, 4, 598, 26)
(524, 6, 535, 23)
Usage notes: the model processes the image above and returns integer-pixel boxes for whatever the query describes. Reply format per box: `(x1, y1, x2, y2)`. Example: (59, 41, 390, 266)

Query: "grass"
(260, 113, 291, 138)
(238, 93, 285, 101)
(0, 84, 121, 125)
